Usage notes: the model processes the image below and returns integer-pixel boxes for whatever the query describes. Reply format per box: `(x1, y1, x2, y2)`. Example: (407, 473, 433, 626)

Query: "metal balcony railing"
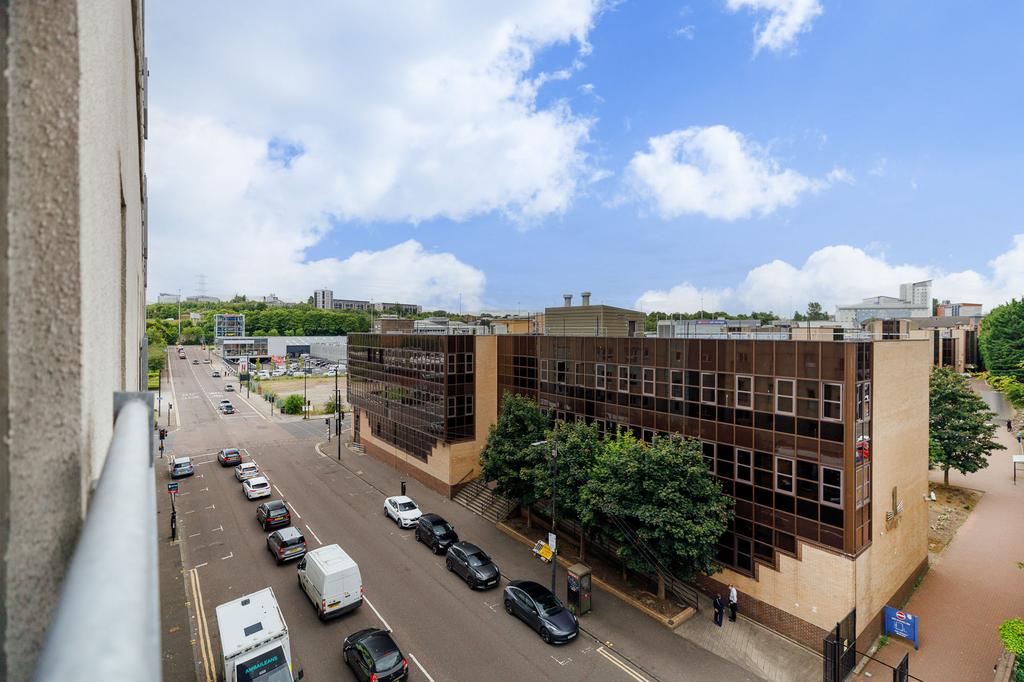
(34, 392, 160, 681)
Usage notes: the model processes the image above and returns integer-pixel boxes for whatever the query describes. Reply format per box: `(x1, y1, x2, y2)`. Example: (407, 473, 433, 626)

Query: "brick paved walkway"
(855, 381, 1024, 682)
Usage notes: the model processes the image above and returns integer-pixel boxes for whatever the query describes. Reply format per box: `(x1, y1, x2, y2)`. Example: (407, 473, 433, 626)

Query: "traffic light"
(159, 428, 167, 441)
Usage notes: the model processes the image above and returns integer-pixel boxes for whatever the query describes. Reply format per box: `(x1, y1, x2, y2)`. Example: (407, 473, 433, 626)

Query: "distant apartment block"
(935, 300, 983, 317)
(313, 288, 334, 309)
(545, 291, 646, 337)
(835, 280, 932, 327)
(312, 289, 420, 315)
(186, 294, 221, 303)
(214, 313, 245, 339)
(157, 292, 181, 304)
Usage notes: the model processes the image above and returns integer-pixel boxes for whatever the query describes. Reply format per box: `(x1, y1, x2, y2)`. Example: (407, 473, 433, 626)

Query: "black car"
(413, 513, 458, 554)
(256, 499, 291, 530)
(503, 580, 579, 644)
(266, 526, 307, 564)
(343, 628, 408, 681)
(446, 542, 500, 589)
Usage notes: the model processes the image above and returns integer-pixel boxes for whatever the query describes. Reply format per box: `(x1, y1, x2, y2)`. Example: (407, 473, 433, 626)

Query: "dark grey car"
(413, 513, 458, 554)
(266, 526, 306, 565)
(503, 580, 579, 644)
(445, 542, 500, 589)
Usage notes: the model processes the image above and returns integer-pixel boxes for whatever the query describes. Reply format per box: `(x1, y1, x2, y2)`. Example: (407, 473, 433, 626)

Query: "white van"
(297, 544, 362, 621)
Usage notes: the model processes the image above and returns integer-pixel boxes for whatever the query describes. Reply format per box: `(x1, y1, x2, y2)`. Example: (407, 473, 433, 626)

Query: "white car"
(324, 370, 337, 377)
(289, 370, 304, 377)
(271, 369, 286, 377)
(234, 461, 259, 481)
(257, 370, 271, 380)
(243, 476, 271, 500)
(384, 496, 422, 528)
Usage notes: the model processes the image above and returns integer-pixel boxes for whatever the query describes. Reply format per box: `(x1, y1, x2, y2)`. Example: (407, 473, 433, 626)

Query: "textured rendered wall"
(1, 1, 145, 678)
(855, 340, 930, 637)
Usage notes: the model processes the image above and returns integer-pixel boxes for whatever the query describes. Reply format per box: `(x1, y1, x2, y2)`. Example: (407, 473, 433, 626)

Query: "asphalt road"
(160, 346, 757, 682)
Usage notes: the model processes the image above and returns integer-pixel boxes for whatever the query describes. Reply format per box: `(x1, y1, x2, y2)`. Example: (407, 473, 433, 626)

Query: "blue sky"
(147, 1, 1024, 314)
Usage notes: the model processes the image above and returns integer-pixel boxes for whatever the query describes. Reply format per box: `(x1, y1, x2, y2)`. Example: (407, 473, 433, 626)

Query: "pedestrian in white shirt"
(728, 584, 738, 622)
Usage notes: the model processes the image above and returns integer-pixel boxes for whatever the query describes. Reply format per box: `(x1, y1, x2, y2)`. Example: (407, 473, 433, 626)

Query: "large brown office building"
(348, 332, 929, 649)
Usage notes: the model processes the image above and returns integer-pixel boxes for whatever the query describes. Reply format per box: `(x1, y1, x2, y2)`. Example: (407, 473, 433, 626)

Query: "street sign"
(548, 532, 557, 553)
(883, 605, 920, 650)
(167, 482, 178, 494)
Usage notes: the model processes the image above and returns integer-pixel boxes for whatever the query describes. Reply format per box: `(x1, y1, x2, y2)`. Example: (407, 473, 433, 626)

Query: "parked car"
(446, 542, 500, 589)
(257, 370, 271, 380)
(217, 448, 242, 466)
(267, 526, 307, 565)
(383, 496, 421, 528)
(414, 514, 458, 554)
(243, 476, 271, 500)
(256, 499, 291, 530)
(271, 369, 286, 377)
(224, 383, 234, 392)
(211, 370, 221, 378)
(298, 544, 363, 620)
(342, 628, 408, 682)
(168, 457, 194, 479)
(503, 580, 578, 644)
(324, 370, 337, 377)
(234, 461, 260, 481)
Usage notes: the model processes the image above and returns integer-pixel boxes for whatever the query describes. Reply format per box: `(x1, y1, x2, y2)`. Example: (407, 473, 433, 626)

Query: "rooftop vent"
(563, 294, 572, 307)
(581, 291, 591, 306)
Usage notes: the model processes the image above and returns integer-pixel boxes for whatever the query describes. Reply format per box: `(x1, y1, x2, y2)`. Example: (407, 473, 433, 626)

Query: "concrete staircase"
(452, 479, 516, 523)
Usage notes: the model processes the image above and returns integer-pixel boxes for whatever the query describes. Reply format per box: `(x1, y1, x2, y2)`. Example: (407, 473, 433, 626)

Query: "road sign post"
(883, 606, 920, 650)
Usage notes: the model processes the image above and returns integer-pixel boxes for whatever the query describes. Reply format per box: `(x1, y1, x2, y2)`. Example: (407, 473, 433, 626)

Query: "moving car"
(503, 580, 579, 644)
(192, 359, 199, 365)
(414, 513, 459, 554)
(383, 496, 422, 528)
(342, 628, 408, 682)
(217, 448, 242, 466)
(243, 476, 272, 500)
(256, 500, 291, 530)
(215, 587, 304, 682)
(169, 457, 194, 479)
(212, 370, 221, 378)
(267, 527, 307, 565)
(235, 461, 260, 481)
(203, 358, 211, 364)
(224, 383, 234, 392)
(297, 544, 363, 620)
(446, 542, 500, 589)
(220, 404, 235, 415)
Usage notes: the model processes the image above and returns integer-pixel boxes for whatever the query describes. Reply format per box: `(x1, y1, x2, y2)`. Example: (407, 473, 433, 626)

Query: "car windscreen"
(466, 551, 491, 566)
(235, 645, 291, 682)
(432, 522, 454, 536)
(397, 502, 417, 511)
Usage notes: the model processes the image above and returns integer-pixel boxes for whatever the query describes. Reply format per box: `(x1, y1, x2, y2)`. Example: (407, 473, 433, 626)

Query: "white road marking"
(288, 503, 302, 519)
(273, 485, 285, 497)
(596, 646, 650, 682)
(363, 597, 393, 633)
(408, 653, 435, 682)
(205, 504, 216, 510)
(210, 525, 223, 533)
(231, 387, 270, 422)
(185, 510, 195, 515)
(167, 352, 181, 428)
(305, 524, 322, 545)
(550, 654, 573, 666)
(177, 492, 190, 496)
(189, 533, 201, 538)
(193, 562, 208, 569)
(199, 487, 209, 492)
(221, 552, 234, 561)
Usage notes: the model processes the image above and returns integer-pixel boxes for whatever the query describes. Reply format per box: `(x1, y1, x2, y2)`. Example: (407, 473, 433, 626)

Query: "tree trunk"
(579, 527, 586, 562)
(621, 564, 627, 583)
(657, 573, 666, 601)
(524, 502, 532, 529)
(943, 465, 949, 486)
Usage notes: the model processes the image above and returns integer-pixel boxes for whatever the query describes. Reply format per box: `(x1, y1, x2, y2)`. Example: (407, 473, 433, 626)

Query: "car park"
(414, 513, 458, 554)
(224, 383, 234, 392)
(256, 500, 291, 530)
(267, 526, 307, 565)
(298, 544, 363, 620)
(243, 476, 271, 500)
(234, 461, 260, 481)
(169, 457, 194, 479)
(503, 580, 578, 644)
(383, 496, 422, 528)
(446, 542, 500, 589)
(217, 448, 242, 466)
(342, 628, 408, 681)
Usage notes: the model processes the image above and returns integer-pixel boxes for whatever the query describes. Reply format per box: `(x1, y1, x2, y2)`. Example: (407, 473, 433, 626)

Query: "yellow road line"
(190, 568, 215, 682)
(597, 646, 650, 682)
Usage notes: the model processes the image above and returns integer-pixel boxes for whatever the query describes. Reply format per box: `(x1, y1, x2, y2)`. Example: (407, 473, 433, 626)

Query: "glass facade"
(348, 334, 476, 463)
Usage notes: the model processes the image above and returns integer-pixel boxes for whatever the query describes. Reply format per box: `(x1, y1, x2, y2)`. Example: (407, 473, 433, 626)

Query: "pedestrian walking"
(728, 584, 738, 622)
(713, 594, 724, 627)
(1017, 430, 1022, 445)
(1007, 419, 1013, 432)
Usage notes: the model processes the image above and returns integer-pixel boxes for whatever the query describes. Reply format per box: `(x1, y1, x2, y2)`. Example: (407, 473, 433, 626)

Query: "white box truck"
(297, 544, 363, 620)
(216, 587, 303, 681)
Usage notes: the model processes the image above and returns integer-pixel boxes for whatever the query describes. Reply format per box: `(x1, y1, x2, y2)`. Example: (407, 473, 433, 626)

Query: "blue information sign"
(883, 606, 920, 650)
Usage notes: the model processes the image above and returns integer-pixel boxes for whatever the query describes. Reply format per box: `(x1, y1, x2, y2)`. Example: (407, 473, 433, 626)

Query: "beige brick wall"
(855, 339, 930, 636)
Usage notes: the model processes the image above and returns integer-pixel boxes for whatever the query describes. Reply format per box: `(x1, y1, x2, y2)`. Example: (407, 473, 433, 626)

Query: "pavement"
(855, 379, 1024, 681)
(159, 346, 760, 682)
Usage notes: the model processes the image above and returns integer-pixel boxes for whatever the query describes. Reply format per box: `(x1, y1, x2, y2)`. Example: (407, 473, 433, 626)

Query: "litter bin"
(567, 563, 592, 616)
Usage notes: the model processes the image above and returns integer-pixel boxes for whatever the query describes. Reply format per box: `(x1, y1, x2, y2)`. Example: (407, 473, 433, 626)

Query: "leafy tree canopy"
(980, 299, 1024, 379)
(532, 420, 602, 524)
(480, 393, 550, 504)
(929, 367, 1005, 485)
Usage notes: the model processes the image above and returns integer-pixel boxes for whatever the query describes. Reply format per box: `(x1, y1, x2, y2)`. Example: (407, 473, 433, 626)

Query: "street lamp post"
(532, 439, 558, 595)
(335, 363, 342, 461)
(303, 358, 308, 420)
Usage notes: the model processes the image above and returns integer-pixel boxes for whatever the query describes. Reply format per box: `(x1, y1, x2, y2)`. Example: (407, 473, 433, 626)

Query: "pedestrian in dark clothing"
(728, 584, 739, 622)
(1008, 419, 1013, 432)
(713, 594, 724, 627)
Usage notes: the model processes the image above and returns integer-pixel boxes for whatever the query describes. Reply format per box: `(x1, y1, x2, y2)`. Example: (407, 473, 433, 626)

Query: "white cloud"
(635, 237, 1024, 314)
(726, 0, 823, 53)
(826, 167, 855, 185)
(147, 2, 607, 301)
(624, 125, 836, 220)
(676, 25, 696, 40)
(869, 156, 888, 177)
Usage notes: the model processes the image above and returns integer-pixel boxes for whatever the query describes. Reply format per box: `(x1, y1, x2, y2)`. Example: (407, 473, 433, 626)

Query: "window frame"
(822, 381, 843, 422)
(595, 363, 606, 390)
(465, 352, 474, 374)
(821, 466, 843, 508)
(642, 367, 655, 396)
(701, 372, 717, 405)
(735, 449, 753, 483)
(736, 374, 753, 409)
(775, 456, 795, 494)
(775, 378, 795, 415)
(618, 365, 629, 393)
(465, 395, 474, 416)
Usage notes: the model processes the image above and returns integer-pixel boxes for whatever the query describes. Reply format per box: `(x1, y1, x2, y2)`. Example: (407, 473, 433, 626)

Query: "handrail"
(35, 393, 160, 681)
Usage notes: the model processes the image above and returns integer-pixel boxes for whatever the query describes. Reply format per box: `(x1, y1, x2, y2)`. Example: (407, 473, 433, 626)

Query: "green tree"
(532, 420, 602, 560)
(480, 392, 550, 527)
(929, 367, 1005, 485)
(980, 299, 1024, 379)
(806, 301, 829, 321)
(147, 344, 167, 373)
(582, 431, 732, 599)
(280, 394, 305, 415)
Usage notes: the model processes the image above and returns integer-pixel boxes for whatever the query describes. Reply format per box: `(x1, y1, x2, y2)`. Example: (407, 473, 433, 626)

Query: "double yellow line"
(189, 568, 216, 682)
(597, 646, 650, 682)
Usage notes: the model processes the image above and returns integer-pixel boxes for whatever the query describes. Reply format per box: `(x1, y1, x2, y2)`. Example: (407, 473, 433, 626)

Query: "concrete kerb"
(495, 521, 696, 629)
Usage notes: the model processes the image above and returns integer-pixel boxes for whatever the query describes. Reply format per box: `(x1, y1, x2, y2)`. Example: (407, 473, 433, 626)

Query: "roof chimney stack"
(563, 293, 573, 307)
(581, 291, 591, 306)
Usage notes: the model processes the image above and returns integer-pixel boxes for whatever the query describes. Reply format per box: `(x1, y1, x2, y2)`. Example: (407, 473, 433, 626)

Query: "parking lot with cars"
(160, 347, 754, 682)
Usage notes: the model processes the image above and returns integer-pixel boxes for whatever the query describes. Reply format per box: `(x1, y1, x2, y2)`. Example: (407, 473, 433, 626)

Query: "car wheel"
(467, 575, 477, 588)
(540, 628, 552, 644)
(504, 600, 514, 615)
(446, 558, 454, 572)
